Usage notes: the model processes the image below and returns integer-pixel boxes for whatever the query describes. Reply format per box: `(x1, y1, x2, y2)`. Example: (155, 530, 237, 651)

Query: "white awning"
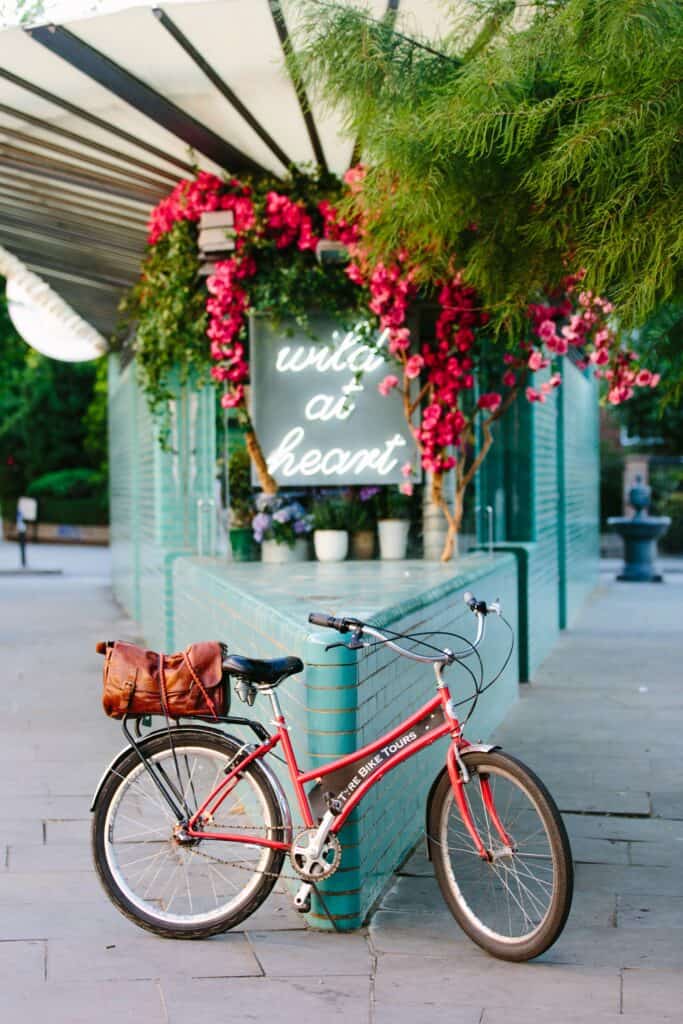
(0, 0, 455, 338)
(1, 244, 107, 361)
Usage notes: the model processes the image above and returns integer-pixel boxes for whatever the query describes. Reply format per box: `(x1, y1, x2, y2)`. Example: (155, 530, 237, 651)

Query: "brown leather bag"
(97, 640, 227, 719)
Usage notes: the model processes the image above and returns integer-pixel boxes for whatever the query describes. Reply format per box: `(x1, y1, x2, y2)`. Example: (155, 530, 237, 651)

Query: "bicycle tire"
(92, 728, 286, 939)
(428, 749, 573, 961)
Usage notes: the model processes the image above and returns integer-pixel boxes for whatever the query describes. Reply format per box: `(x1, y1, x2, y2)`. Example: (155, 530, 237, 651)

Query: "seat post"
(266, 688, 284, 721)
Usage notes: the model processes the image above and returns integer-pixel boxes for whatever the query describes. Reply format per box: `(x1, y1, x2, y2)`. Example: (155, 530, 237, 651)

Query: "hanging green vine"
(116, 219, 209, 427)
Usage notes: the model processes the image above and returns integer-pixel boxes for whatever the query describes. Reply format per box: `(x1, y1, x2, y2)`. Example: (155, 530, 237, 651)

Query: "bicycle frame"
(185, 676, 508, 859)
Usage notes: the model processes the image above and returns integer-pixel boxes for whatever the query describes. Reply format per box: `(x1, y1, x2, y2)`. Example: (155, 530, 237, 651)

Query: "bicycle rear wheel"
(92, 728, 286, 938)
(428, 749, 573, 961)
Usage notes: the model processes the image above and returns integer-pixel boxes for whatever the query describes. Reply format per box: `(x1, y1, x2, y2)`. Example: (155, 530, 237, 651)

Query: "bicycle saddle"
(223, 654, 303, 687)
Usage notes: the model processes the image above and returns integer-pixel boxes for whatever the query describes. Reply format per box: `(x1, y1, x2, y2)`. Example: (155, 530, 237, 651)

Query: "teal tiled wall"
(476, 358, 599, 678)
(558, 362, 600, 627)
(108, 356, 216, 646)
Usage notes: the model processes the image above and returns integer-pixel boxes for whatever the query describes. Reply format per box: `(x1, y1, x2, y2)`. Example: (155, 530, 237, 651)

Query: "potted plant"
(252, 494, 312, 563)
(348, 486, 379, 559)
(311, 496, 350, 562)
(228, 448, 257, 561)
(376, 486, 413, 560)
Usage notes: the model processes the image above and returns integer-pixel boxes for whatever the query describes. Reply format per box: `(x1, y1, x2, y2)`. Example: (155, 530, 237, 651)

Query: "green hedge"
(37, 496, 108, 526)
(660, 492, 683, 553)
(4, 496, 108, 526)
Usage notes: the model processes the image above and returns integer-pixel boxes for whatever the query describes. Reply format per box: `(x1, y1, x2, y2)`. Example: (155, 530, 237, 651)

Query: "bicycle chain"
(181, 831, 334, 884)
(178, 820, 333, 883)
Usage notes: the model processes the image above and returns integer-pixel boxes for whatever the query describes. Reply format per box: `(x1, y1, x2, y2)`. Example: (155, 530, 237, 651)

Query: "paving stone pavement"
(0, 544, 681, 1022)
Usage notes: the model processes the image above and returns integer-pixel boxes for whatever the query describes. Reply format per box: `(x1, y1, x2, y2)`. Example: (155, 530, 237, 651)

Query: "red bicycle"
(91, 593, 573, 961)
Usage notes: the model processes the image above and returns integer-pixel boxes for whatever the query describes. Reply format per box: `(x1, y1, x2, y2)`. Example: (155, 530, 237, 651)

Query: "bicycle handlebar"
(308, 592, 500, 665)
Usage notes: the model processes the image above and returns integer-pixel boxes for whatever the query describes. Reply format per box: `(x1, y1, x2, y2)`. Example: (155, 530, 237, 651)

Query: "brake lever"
(325, 630, 367, 652)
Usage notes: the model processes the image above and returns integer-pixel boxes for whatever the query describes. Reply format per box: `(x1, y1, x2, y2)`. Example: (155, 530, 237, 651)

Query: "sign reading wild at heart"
(250, 316, 419, 486)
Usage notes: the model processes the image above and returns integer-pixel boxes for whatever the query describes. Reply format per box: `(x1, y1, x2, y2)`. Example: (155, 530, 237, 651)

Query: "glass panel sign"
(250, 316, 419, 486)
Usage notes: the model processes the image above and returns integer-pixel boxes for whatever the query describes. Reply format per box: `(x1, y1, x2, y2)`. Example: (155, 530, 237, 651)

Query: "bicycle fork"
(446, 744, 514, 861)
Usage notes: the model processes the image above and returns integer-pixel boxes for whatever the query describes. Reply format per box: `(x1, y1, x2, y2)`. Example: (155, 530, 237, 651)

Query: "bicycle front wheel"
(428, 750, 573, 961)
(92, 728, 286, 939)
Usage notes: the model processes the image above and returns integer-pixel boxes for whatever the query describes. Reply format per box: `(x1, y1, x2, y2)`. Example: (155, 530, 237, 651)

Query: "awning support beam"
(153, 8, 292, 173)
(0, 101, 180, 185)
(28, 24, 267, 176)
(0, 66, 193, 175)
(268, 1, 328, 172)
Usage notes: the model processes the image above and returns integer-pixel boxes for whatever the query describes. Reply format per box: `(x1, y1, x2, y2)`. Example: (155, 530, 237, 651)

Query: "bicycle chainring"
(289, 828, 342, 881)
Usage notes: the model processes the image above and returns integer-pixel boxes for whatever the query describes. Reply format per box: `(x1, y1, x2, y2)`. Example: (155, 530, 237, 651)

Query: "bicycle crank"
(289, 827, 342, 881)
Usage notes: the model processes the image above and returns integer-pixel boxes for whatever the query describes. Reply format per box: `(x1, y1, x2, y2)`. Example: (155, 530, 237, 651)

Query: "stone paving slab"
(563, 813, 683, 844)
(573, 863, 682, 896)
(0, 869, 105, 904)
(41, 818, 91, 844)
(160, 975, 371, 1023)
(536, 926, 683, 969)
(3, 979, 167, 1024)
(621, 967, 683, 1018)
(618, 895, 683, 929)
(49, 930, 260, 982)
(7, 842, 98, 873)
(0, 938, 46, 982)
(373, 956, 620, 1014)
(246, 930, 371, 976)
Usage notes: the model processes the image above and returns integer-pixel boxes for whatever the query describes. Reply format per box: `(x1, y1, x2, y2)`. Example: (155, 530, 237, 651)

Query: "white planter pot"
(261, 538, 309, 564)
(313, 529, 349, 563)
(378, 519, 410, 560)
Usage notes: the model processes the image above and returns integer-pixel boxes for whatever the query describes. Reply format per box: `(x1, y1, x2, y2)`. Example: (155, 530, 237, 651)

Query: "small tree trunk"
(431, 471, 462, 562)
(245, 429, 278, 495)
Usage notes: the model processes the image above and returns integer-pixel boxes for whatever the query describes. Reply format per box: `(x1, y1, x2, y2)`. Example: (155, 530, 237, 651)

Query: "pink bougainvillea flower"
(345, 262, 365, 285)
(343, 163, 366, 192)
(537, 319, 557, 342)
(502, 370, 516, 388)
(401, 462, 413, 478)
(528, 350, 550, 372)
(635, 369, 653, 386)
(590, 347, 610, 366)
(540, 373, 562, 395)
(399, 481, 414, 497)
(405, 354, 424, 379)
(525, 386, 546, 404)
(649, 373, 661, 387)
(477, 392, 502, 412)
(378, 375, 400, 397)
(220, 386, 244, 409)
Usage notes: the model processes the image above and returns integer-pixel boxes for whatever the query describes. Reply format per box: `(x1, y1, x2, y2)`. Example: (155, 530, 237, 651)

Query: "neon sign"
(250, 316, 418, 486)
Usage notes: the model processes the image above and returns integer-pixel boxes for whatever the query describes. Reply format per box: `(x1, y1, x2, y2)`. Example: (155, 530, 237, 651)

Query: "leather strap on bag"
(158, 653, 170, 719)
(182, 648, 218, 719)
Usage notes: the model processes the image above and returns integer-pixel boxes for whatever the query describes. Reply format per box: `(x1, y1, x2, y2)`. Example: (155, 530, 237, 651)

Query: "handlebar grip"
(308, 612, 350, 633)
(463, 591, 489, 615)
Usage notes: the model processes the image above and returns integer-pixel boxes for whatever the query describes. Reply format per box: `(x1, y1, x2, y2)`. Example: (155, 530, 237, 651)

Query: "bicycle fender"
(90, 727, 293, 843)
(424, 743, 498, 860)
